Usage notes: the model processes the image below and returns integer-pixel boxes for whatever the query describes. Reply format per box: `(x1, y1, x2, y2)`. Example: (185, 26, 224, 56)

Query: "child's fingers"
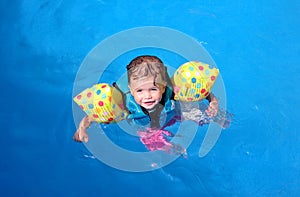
(206, 107, 218, 117)
(73, 132, 81, 142)
(73, 129, 89, 143)
(79, 132, 89, 143)
(205, 109, 213, 117)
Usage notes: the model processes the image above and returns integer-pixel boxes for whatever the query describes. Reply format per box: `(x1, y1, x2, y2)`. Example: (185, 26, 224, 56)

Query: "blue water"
(1, 0, 300, 196)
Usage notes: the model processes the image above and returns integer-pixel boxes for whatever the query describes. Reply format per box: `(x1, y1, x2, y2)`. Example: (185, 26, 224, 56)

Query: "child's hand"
(205, 101, 219, 117)
(73, 116, 91, 143)
(73, 128, 89, 143)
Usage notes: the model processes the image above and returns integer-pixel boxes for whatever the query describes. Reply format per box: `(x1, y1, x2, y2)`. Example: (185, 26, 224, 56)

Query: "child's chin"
(143, 105, 155, 109)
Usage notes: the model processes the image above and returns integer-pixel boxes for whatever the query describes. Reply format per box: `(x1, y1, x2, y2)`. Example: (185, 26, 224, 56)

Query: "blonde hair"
(127, 55, 167, 86)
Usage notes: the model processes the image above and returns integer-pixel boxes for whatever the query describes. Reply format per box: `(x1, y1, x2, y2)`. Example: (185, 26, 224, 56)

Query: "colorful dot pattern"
(73, 83, 128, 123)
(172, 61, 219, 101)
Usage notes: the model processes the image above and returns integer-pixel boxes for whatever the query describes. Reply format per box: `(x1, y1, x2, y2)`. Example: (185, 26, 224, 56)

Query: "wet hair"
(126, 55, 167, 86)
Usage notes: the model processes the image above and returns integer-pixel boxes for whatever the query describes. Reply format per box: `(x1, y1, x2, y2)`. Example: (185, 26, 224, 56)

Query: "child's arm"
(205, 93, 219, 117)
(73, 115, 92, 143)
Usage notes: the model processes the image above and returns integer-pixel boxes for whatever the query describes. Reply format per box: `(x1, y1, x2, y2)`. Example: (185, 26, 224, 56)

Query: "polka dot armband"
(73, 83, 128, 123)
(172, 61, 219, 101)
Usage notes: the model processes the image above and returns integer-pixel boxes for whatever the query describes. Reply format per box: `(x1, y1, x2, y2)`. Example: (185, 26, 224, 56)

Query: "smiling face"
(127, 56, 167, 109)
(129, 79, 166, 109)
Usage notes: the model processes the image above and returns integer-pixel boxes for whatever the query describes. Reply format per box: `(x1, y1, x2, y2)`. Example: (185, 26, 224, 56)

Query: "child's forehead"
(130, 77, 155, 88)
(136, 80, 156, 87)
(128, 60, 166, 90)
(130, 78, 165, 90)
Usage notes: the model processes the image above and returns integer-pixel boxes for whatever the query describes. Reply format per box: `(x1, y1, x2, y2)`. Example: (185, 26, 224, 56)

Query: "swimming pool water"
(1, 0, 300, 196)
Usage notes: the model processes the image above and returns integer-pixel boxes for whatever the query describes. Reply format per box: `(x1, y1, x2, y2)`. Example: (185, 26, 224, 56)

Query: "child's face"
(129, 80, 166, 110)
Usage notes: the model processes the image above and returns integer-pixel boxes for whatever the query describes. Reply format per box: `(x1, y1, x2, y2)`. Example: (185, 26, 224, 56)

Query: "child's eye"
(136, 89, 143, 93)
(151, 88, 158, 91)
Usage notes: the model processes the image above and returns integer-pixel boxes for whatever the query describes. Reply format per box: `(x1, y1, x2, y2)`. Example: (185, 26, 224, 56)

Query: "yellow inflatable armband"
(172, 61, 219, 101)
(73, 83, 128, 123)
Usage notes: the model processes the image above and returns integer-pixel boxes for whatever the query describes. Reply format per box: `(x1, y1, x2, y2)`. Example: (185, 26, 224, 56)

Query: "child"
(73, 56, 220, 150)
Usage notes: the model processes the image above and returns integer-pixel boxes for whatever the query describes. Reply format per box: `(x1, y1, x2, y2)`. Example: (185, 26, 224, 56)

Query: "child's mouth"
(144, 101, 155, 106)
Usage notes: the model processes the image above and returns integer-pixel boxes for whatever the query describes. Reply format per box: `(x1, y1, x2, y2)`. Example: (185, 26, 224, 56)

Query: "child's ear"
(161, 85, 166, 94)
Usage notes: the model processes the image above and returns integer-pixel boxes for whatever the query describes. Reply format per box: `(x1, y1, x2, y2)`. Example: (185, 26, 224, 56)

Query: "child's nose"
(144, 91, 152, 98)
